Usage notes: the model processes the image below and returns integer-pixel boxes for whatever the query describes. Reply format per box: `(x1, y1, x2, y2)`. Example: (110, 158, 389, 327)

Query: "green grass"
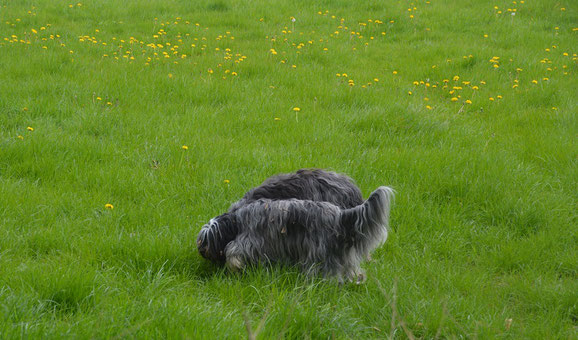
(0, 0, 576, 338)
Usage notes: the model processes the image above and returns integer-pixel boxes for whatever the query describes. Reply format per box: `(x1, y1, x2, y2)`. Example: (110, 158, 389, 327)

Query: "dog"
(197, 186, 394, 283)
(227, 169, 364, 212)
(196, 169, 364, 264)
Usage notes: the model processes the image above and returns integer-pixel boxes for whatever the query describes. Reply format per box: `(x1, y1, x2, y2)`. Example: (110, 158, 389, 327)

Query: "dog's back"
(228, 169, 364, 212)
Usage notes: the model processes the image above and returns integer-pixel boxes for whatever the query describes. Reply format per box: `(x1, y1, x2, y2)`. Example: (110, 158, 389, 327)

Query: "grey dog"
(197, 186, 394, 283)
(197, 169, 364, 264)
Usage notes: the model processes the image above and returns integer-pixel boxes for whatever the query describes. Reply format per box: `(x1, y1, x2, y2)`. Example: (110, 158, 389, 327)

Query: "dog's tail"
(341, 186, 394, 246)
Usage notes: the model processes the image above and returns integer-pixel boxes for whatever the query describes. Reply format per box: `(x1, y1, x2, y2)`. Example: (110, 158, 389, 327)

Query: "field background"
(1, 0, 576, 338)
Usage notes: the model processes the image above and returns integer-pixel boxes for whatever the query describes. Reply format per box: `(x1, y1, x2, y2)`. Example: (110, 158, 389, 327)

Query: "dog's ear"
(197, 213, 240, 263)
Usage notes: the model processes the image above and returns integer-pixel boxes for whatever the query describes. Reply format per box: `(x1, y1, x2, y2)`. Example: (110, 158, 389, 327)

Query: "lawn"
(0, 0, 576, 338)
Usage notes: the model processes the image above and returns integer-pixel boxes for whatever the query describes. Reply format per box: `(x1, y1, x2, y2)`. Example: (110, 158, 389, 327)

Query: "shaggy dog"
(227, 169, 364, 212)
(197, 186, 394, 283)
(197, 169, 364, 264)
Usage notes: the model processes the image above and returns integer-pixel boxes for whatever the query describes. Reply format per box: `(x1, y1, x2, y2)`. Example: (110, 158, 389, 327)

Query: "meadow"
(0, 0, 576, 338)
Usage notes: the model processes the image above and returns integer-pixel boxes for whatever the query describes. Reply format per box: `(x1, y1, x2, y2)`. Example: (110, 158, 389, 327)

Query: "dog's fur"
(228, 169, 364, 212)
(197, 186, 394, 282)
(197, 169, 364, 263)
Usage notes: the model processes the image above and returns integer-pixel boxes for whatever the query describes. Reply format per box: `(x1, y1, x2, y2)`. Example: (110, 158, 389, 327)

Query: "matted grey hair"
(197, 187, 394, 283)
(197, 169, 364, 264)
(228, 168, 364, 212)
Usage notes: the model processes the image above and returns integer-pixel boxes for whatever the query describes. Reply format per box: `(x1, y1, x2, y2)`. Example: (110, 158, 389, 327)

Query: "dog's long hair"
(198, 169, 364, 262)
(197, 187, 394, 282)
(228, 169, 364, 212)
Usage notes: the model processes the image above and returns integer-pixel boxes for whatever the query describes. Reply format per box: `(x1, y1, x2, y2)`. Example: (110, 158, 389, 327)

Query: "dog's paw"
(226, 255, 245, 272)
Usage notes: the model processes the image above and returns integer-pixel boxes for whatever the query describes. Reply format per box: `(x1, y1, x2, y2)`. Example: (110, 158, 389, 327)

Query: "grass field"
(1, 0, 576, 338)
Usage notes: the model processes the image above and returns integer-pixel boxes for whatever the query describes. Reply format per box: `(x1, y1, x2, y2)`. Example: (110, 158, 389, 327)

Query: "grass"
(0, 0, 576, 338)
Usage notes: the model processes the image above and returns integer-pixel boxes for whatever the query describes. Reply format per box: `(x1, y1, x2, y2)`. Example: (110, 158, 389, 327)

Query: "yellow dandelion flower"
(293, 107, 301, 112)
(23, 107, 28, 111)
(392, 70, 398, 75)
(408, 91, 412, 95)
(453, 76, 459, 81)
(224, 179, 230, 184)
(465, 100, 472, 104)
(274, 117, 281, 121)
(426, 105, 432, 110)
(532, 79, 538, 84)
(182, 145, 188, 150)
(96, 97, 102, 100)
(489, 97, 495, 101)
(27, 126, 34, 131)
(451, 97, 458, 102)
(31, 29, 37, 34)
(497, 95, 503, 99)
(18, 135, 24, 140)
(374, 78, 379, 82)
(105, 203, 114, 210)
(107, 102, 112, 105)
(542, 77, 548, 81)
(472, 86, 479, 90)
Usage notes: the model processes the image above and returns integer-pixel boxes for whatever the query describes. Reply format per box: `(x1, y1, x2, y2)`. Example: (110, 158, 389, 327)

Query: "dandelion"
(408, 91, 412, 95)
(392, 70, 398, 75)
(168, 73, 173, 78)
(224, 179, 230, 184)
(489, 97, 495, 101)
(293, 107, 301, 112)
(105, 203, 114, 210)
(97, 97, 102, 100)
(497, 95, 503, 99)
(107, 102, 112, 105)
(465, 100, 472, 104)
(451, 97, 458, 102)
(532, 79, 538, 84)
(274, 117, 281, 121)
(23, 107, 28, 111)
(542, 77, 548, 81)
(373, 78, 379, 82)
(182, 145, 188, 150)
(453, 75, 459, 81)
(472, 86, 479, 90)
(426, 105, 432, 110)
(27, 126, 34, 131)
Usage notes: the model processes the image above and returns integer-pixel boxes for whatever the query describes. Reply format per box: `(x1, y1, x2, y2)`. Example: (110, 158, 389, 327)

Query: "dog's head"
(197, 213, 239, 263)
